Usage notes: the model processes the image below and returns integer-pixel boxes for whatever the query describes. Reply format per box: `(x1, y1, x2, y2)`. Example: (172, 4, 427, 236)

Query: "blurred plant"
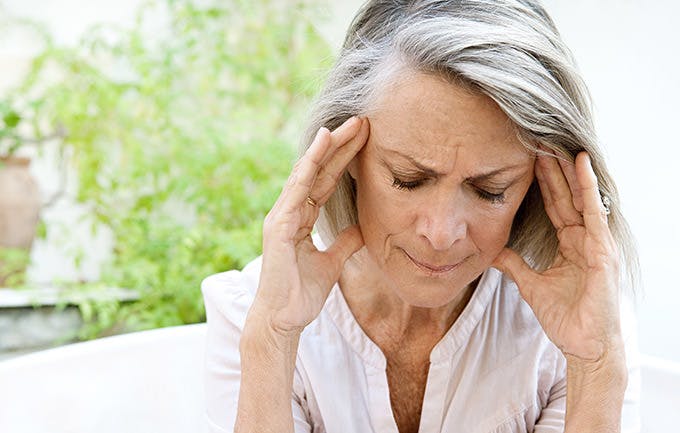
(0, 17, 59, 157)
(11, 0, 333, 337)
(0, 99, 23, 156)
(0, 45, 59, 285)
(0, 247, 30, 286)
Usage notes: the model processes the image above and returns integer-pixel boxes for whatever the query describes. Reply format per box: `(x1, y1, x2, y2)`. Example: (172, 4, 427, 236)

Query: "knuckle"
(317, 166, 338, 185)
(293, 158, 305, 171)
(316, 165, 329, 180)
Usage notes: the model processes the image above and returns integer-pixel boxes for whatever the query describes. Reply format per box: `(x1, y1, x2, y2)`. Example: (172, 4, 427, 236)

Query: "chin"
(387, 247, 493, 307)
(386, 267, 480, 308)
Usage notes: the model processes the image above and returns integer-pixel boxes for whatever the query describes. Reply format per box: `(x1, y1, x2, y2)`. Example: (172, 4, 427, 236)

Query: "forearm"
(235, 309, 301, 433)
(564, 345, 628, 433)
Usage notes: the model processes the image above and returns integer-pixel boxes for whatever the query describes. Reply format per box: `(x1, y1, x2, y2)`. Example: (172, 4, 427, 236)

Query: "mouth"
(402, 249, 465, 275)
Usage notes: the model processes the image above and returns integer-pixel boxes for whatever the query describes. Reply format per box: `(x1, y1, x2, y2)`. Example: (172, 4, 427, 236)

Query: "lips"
(402, 249, 465, 274)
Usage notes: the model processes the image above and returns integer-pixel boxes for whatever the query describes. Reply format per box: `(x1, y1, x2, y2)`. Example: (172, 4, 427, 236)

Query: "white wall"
(1, 0, 678, 362)
(540, 0, 680, 364)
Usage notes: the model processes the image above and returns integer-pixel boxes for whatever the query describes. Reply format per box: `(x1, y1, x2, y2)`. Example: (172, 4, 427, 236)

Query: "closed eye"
(392, 177, 425, 190)
(474, 187, 506, 204)
(393, 177, 508, 204)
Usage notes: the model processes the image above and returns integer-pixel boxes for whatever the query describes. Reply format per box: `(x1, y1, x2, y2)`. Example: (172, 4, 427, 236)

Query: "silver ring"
(601, 195, 611, 215)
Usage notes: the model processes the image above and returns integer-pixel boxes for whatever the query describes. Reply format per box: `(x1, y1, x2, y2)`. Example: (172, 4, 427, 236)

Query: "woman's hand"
(250, 117, 369, 336)
(493, 150, 624, 364)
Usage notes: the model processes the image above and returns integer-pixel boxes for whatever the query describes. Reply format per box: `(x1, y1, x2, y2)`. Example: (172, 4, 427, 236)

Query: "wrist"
(564, 343, 628, 433)
(565, 338, 627, 385)
(241, 302, 303, 359)
(236, 305, 300, 433)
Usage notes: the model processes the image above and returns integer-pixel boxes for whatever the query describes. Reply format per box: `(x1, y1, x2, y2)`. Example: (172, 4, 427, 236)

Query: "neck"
(338, 247, 477, 353)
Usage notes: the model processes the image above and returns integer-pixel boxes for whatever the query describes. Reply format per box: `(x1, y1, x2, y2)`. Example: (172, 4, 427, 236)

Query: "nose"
(416, 190, 468, 251)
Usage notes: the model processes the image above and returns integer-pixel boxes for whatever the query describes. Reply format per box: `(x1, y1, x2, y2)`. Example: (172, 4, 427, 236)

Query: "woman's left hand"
(493, 150, 623, 363)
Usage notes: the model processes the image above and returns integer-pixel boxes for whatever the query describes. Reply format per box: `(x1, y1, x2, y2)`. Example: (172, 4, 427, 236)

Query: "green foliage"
(0, 99, 24, 155)
(0, 17, 53, 156)
(14, 0, 333, 336)
(0, 247, 30, 286)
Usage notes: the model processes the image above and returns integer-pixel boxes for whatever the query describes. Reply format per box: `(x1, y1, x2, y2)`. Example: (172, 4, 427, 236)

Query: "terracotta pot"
(0, 156, 41, 286)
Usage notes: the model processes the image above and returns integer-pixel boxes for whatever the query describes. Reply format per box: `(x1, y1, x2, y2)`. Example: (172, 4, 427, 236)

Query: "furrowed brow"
(466, 165, 527, 183)
(382, 149, 441, 177)
(383, 148, 528, 181)
(466, 164, 526, 185)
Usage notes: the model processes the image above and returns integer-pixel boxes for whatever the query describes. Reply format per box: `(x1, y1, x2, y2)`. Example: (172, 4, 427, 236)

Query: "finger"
(537, 152, 583, 227)
(282, 116, 362, 208)
(325, 224, 364, 275)
(575, 152, 609, 236)
(311, 118, 369, 205)
(279, 126, 332, 210)
(534, 157, 564, 229)
(556, 156, 584, 212)
(493, 247, 538, 306)
(320, 116, 363, 166)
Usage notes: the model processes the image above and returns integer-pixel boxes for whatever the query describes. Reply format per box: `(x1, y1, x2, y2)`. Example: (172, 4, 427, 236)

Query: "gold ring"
(306, 196, 318, 207)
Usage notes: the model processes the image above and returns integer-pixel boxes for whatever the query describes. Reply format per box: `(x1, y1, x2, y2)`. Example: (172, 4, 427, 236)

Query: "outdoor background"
(0, 0, 678, 364)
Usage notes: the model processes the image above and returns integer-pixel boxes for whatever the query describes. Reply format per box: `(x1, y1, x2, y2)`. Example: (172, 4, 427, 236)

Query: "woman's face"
(350, 71, 536, 308)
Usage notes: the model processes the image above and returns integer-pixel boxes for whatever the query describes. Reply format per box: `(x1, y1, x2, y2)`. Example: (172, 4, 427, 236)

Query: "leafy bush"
(14, 0, 333, 336)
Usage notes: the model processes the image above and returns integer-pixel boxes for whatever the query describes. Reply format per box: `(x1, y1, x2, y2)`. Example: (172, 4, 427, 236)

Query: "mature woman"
(203, 1, 640, 432)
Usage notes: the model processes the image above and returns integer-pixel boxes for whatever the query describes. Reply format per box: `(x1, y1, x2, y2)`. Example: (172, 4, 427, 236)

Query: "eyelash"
(391, 177, 506, 204)
(474, 188, 506, 204)
(391, 177, 423, 191)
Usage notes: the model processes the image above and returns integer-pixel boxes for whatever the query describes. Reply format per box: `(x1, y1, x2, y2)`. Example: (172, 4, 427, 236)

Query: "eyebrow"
(383, 148, 529, 182)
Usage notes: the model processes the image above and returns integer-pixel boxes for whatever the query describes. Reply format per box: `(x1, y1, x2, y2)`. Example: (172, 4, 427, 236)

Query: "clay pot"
(0, 156, 41, 286)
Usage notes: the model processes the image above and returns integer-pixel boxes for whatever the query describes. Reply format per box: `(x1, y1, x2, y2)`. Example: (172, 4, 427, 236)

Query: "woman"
(203, 1, 640, 432)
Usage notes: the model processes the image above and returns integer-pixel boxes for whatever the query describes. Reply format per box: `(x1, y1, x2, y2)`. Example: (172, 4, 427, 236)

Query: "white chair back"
(2, 322, 679, 433)
(640, 354, 680, 433)
(0, 323, 208, 433)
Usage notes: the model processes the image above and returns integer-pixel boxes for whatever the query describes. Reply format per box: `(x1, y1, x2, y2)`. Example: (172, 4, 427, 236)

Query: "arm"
(533, 294, 641, 433)
(564, 346, 627, 433)
(235, 309, 302, 433)
(531, 351, 628, 433)
(495, 151, 631, 432)
(233, 117, 368, 432)
(564, 291, 643, 432)
(202, 269, 313, 433)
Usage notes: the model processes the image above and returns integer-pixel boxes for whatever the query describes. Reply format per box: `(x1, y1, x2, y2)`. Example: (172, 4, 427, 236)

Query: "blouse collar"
(324, 267, 502, 368)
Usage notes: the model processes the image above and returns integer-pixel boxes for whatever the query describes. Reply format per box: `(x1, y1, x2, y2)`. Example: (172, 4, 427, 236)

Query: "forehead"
(367, 71, 531, 170)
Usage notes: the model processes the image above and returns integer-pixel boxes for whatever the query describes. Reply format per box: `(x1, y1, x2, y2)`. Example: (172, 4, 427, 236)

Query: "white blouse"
(202, 254, 640, 433)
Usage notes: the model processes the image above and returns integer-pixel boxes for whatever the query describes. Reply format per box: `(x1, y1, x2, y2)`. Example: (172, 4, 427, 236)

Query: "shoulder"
(488, 269, 565, 369)
(478, 268, 566, 394)
(484, 268, 551, 340)
(201, 255, 262, 330)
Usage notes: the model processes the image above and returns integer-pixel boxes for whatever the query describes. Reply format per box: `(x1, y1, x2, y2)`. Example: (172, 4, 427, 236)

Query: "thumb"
(325, 224, 364, 272)
(493, 247, 538, 305)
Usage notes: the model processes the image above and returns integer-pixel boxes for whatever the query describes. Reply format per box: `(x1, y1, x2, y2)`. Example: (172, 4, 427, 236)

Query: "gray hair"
(301, 0, 638, 290)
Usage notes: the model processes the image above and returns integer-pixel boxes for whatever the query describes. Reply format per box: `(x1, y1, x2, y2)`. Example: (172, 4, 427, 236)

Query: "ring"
(601, 195, 611, 215)
(306, 196, 318, 207)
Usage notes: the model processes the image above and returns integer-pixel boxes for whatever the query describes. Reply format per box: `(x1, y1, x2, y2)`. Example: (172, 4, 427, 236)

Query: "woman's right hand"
(249, 116, 369, 336)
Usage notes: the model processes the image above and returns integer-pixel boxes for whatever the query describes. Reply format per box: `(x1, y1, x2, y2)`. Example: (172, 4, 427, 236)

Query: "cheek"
(355, 169, 413, 231)
(468, 197, 525, 256)
(470, 211, 514, 248)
